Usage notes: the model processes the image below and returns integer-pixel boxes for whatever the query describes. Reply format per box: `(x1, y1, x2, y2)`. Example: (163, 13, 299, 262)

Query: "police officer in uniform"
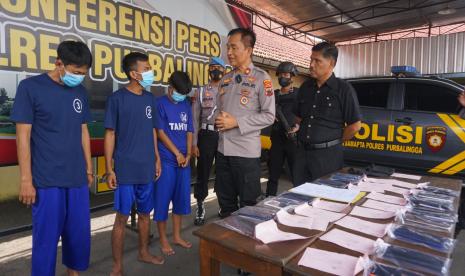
(266, 62, 299, 196)
(215, 28, 275, 218)
(191, 57, 226, 225)
(292, 42, 362, 185)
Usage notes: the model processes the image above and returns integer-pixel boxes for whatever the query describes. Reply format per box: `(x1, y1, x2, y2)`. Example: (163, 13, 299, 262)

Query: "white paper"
(298, 248, 365, 276)
(366, 192, 407, 205)
(335, 216, 389, 238)
(254, 219, 307, 244)
(319, 228, 376, 254)
(294, 204, 346, 222)
(361, 199, 404, 213)
(350, 206, 396, 219)
(392, 173, 422, 180)
(364, 178, 417, 189)
(276, 210, 313, 230)
(348, 182, 386, 193)
(290, 183, 360, 203)
(312, 198, 349, 213)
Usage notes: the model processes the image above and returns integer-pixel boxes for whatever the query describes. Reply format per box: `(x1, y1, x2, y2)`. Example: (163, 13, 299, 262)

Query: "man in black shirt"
(266, 62, 299, 196)
(292, 42, 362, 185)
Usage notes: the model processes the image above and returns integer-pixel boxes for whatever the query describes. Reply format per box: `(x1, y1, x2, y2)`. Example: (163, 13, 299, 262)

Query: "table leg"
(199, 239, 220, 276)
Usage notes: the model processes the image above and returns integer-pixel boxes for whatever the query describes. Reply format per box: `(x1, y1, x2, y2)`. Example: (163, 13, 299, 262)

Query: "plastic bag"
(363, 258, 423, 276)
(277, 192, 315, 203)
(406, 193, 455, 213)
(314, 178, 349, 189)
(233, 206, 276, 221)
(259, 193, 311, 210)
(387, 224, 456, 254)
(374, 239, 451, 276)
(214, 215, 263, 238)
(329, 172, 365, 184)
(417, 183, 460, 197)
(396, 208, 456, 234)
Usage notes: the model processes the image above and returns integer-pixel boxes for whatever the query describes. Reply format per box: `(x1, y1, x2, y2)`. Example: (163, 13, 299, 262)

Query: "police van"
(344, 67, 465, 179)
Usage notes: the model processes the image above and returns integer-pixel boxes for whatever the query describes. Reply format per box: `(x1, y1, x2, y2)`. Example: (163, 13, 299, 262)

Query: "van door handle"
(395, 117, 415, 125)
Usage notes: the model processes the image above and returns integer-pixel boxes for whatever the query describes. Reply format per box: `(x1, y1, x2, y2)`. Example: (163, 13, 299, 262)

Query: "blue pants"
(114, 183, 154, 216)
(153, 163, 191, 221)
(32, 185, 90, 276)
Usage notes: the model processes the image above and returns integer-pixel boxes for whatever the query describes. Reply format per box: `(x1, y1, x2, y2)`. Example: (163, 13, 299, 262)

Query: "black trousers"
(266, 132, 296, 196)
(215, 152, 261, 216)
(194, 129, 218, 202)
(292, 144, 344, 186)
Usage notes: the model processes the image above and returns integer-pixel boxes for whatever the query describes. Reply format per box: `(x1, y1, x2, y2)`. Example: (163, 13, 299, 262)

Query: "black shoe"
(218, 209, 231, 219)
(194, 201, 206, 226)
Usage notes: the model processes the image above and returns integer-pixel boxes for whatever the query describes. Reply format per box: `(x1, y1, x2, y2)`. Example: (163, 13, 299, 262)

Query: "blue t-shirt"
(10, 73, 91, 188)
(155, 95, 194, 166)
(104, 88, 157, 184)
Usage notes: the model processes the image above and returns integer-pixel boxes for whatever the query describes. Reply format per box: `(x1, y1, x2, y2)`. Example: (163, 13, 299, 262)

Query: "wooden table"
(284, 174, 462, 276)
(193, 171, 462, 276)
(193, 222, 320, 276)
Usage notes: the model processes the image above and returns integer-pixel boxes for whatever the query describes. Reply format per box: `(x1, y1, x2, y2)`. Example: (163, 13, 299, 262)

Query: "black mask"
(278, 77, 292, 87)
(209, 69, 223, 81)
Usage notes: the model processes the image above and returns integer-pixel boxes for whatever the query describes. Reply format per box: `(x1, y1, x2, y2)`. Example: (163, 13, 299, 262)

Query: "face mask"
(137, 70, 154, 89)
(278, 77, 291, 87)
(60, 69, 85, 87)
(209, 69, 223, 81)
(172, 90, 186, 102)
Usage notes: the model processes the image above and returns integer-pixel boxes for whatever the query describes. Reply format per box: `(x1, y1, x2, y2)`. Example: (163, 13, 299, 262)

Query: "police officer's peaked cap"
(210, 57, 226, 68)
(276, 61, 298, 76)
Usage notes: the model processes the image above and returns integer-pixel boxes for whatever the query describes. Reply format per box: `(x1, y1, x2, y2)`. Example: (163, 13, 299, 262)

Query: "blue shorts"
(114, 183, 154, 216)
(32, 185, 90, 276)
(153, 163, 191, 221)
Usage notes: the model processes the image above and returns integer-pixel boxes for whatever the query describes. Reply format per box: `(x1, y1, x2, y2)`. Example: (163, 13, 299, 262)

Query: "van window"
(404, 82, 458, 113)
(351, 82, 389, 108)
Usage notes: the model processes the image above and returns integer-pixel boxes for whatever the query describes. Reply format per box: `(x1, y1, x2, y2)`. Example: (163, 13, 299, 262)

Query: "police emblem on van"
(426, 126, 447, 152)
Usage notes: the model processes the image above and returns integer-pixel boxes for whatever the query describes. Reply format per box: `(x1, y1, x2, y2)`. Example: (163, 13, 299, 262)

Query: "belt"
(301, 139, 342, 150)
(201, 123, 216, 131)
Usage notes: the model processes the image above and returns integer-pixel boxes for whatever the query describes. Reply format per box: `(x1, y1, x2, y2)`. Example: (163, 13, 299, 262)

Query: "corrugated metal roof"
(233, 0, 465, 42)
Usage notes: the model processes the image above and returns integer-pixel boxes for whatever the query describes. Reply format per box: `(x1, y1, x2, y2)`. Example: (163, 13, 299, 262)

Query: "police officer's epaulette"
(220, 71, 234, 88)
(253, 66, 268, 76)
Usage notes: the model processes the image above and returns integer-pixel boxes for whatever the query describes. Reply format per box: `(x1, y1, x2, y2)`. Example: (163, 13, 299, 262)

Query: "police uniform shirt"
(217, 63, 275, 158)
(294, 73, 361, 144)
(192, 83, 219, 145)
(272, 87, 298, 134)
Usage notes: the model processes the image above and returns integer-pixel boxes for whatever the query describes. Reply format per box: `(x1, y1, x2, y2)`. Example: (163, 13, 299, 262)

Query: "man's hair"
(169, 71, 192, 95)
(228, 28, 256, 48)
(122, 52, 149, 80)
(312, 42, 338, 63)
(57, 40, 92, 68)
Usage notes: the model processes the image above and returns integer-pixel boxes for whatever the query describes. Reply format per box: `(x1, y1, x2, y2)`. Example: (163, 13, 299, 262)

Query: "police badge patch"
(240, 96, 249, 105)
(263, 79, 273, 96)
(426, 126, 447, 152)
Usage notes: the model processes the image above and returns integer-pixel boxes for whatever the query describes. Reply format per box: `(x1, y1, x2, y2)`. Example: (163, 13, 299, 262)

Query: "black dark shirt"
(293, 74, 361, 144)
(272, 87, 298, 135)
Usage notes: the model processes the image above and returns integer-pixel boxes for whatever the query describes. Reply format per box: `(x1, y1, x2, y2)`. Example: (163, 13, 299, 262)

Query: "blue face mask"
(137, 70, 154, 89)
(60, 69, 85, 87)
(172, 90, 186, 102)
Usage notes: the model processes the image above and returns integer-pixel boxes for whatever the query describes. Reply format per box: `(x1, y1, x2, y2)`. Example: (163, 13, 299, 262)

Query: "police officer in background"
(215, 28, 275, 218)
(266, 62, 299, 196)
(292, 42, 362, 185)
(191, 57, 225, 225)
